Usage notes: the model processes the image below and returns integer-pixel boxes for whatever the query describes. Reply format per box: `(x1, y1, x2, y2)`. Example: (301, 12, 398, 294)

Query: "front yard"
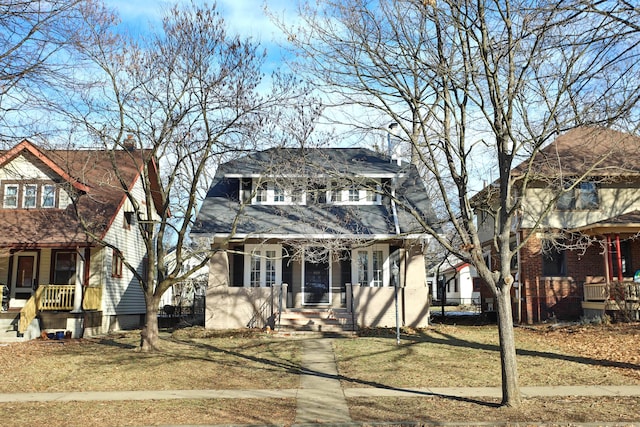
(0, 323, 638, 426)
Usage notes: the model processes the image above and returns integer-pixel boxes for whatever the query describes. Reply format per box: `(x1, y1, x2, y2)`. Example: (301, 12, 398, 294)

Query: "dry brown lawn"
(0, 323, 639, 426)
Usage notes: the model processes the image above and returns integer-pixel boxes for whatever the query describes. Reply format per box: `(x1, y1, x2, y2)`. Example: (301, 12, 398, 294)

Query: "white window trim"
(251, 180, 306, 206)
(23, 184, 37, 208)
(41, 184, 56, 208)
(352, 244, 390, 287)
(3, 184, 18, 208)
(243, 244, 282, 287)
(328, 183, 382, 206)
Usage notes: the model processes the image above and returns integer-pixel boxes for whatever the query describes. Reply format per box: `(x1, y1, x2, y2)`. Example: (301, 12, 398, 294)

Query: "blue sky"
(104, 0, 295, 67)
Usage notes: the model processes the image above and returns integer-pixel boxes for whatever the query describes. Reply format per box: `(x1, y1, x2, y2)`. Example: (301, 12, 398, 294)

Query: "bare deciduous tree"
(61, 1, 300, 351)
(274, 0, 640, 406)
(0, 0, 111, 140)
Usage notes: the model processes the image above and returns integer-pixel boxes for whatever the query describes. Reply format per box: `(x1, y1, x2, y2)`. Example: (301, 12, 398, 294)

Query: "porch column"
(71, 247, 85, 313)
(606, 235, 614, 282)
(615, 234, 623, 282)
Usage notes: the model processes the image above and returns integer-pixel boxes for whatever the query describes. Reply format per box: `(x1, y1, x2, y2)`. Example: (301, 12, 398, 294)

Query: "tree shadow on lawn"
(168, 335, 501, 409)
(397, 327, 640, 373)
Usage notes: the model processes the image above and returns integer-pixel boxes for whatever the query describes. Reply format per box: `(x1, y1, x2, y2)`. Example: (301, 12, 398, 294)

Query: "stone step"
(0, 312, 21, 342)
(276, 309, 355, 332)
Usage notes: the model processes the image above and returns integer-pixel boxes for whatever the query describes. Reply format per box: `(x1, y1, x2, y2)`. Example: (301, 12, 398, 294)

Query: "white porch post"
(71, 247, 84, 313)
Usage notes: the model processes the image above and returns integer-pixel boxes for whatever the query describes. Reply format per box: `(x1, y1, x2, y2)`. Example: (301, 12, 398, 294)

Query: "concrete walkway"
(2, 337, 640, 422)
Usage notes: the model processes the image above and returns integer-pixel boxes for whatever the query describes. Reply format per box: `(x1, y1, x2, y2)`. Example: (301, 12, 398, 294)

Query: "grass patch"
(0, 328, 301, 393)
(335, 324, 640, 388)
(348, 396, 640, 424)
(0, 398, 296, 427)
(1, 323, 639, 425)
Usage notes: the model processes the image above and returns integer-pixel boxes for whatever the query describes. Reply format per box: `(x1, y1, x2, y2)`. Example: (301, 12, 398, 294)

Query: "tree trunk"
(496, 289, 521, 407)
(140, 299, 160, 352)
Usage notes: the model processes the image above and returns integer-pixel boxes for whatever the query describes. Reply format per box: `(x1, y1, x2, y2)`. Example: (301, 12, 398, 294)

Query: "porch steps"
(276, 309, 355, 333)
(0, 311, 24, 343)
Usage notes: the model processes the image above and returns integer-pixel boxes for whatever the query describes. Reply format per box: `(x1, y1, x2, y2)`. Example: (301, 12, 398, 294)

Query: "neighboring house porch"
(0, 139, 161, 341)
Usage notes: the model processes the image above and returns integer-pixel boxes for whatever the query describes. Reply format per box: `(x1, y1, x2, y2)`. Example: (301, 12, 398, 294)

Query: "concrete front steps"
(275, 308, 355, 334)
(0, 311, 24, 343)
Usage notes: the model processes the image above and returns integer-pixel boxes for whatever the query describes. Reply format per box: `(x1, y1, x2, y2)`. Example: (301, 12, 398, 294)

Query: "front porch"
(582, 276, 640, 320)
(205, 282, 431, 332)
(0, 284, 103, 341)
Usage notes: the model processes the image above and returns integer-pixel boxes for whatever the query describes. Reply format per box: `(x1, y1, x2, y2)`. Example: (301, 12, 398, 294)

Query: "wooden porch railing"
(583, 279, 640, 302)
(39, 285, 75, 311)
(18, 285, 103, 334)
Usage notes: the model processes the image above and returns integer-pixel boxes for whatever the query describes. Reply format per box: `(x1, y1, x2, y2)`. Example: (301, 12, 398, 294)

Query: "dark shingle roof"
(193, 147, 438, 239)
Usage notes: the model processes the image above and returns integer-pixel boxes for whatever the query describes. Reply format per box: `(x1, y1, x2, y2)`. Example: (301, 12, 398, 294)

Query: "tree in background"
(274, 0, 640, 406)
(60, 1, 301, 351)
(0, 0, 108, 140)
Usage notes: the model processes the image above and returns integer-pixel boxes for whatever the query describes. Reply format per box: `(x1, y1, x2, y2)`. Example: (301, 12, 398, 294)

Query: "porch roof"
(572, 210, 640, 235)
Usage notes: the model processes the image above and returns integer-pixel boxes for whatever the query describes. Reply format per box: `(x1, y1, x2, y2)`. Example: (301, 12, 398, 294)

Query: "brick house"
(475, 127, 640, 323)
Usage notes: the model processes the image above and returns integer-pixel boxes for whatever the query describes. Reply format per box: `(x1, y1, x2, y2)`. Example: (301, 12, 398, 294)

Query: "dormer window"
(328, 180, 382, 205)
(243, 177, 382, 206)
(251, 180, 305, 205)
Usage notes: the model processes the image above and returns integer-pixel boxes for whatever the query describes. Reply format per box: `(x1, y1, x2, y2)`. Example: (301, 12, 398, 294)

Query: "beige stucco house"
(192, 148, 439, 331)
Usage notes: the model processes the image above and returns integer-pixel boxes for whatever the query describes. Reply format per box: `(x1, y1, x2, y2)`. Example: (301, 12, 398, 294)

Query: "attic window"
(3, 184, 18, 208)
(42, 185, 56, 208)
(557, 181, 599, 210)
(23, 184, 37, 208)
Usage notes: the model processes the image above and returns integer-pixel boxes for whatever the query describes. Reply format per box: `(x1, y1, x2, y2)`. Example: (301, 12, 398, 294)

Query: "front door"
(11, 251, 38, 307)
(303, 260, 330, 305)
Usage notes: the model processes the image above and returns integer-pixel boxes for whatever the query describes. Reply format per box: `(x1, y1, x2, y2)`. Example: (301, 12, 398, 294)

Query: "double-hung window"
(23, 184, 37, 208)
(42, 185, 56, 208)
(3, 184, 18, 208)
(53, 251, 77, 284)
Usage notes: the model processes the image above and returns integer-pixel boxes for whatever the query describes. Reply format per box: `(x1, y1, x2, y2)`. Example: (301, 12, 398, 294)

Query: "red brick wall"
(519, 231, 604, 323)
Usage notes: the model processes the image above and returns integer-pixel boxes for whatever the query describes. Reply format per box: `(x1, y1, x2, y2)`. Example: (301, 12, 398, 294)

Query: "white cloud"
(104, 0, 296, 43)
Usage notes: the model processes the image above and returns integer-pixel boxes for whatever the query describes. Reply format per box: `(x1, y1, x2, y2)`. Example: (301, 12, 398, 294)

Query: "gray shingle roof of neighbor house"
(192, 147, 440, 239)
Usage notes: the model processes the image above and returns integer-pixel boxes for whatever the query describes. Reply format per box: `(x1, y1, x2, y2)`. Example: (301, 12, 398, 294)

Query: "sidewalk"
(1, 337, 640, 422)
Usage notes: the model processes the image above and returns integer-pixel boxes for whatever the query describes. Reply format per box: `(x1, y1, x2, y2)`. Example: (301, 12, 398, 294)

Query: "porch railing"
(39, 285, 75, 311)
(18, 285, 103, 334)
(583, 279, 640, 302)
